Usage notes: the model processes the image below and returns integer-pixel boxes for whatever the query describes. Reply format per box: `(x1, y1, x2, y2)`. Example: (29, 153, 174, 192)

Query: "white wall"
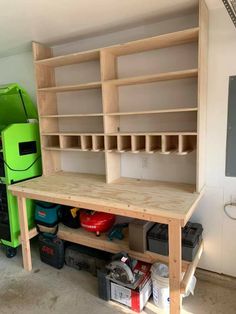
(191, 7, 236, 277)
(0, 51, 36, 103)
(0, 6, 236, 276)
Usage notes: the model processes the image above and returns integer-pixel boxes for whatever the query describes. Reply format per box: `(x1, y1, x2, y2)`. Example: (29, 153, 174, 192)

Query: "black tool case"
(65, 244, 112, 275)
(38, 234, 64, 269)
(147, 222, 203, 261)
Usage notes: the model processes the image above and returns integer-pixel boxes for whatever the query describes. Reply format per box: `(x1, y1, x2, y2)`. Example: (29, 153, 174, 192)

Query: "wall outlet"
(142, 157, 148, 168)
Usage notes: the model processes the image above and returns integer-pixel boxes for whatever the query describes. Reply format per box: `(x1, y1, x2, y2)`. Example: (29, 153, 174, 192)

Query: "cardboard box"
(110, 278, 152, 312)
(129, 219, 155, 253)
(110, 261, 152, 312)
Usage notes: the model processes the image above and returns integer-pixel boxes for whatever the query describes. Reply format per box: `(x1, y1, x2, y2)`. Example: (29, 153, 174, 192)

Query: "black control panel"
(19, 141, 37, 156)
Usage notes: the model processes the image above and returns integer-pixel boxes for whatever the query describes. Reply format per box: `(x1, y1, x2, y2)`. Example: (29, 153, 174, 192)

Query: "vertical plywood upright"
(32, 42, 61, 175)
(100, 50, 120, 183)
(197, 0, 209, 192)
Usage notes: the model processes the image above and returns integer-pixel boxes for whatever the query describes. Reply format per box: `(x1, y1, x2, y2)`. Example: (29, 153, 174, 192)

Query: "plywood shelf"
(41, 108, 198, 118)
(43, 147, 105, 153)
(38, 81, 102, 93)
(35, 49, 100, 67)
(41, 132, 104, 136)
(106, 132, 197, 136)
(34, 28, 198, 67)
(57, 223, 190, 269)
(103, 27, 199, 56)
(104, 69, 198, 87)
(38, 133, 196, 154)
(41, 131, 197, 136)
(105, 108, 198, 116)
(41, 113, 104, 118)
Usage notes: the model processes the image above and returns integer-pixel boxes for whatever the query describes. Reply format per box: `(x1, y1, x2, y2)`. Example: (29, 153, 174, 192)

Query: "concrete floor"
(0, 241, 236, 314)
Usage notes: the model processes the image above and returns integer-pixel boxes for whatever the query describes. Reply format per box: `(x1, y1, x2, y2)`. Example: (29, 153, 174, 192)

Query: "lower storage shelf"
(57, 224, 202, 293)
(57, 223, 190, 270)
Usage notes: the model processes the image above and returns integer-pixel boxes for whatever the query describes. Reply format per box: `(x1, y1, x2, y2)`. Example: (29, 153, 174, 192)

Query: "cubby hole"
(118, 135, 132, 152)
(60, 136, 81, 149)
(42, 135, 60, 149)
(81, 135, 93, 151)
(146, 135, 162, 153)
(92, 135, 105, 151)
(178, 135, 197, 155)
(132, 135, 146, 153)
(161, 135, 179, 154)
(105, 136, 118, 152)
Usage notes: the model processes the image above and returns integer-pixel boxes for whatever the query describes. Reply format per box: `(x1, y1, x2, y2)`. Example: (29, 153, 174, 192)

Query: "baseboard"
(196, 268, 236, 289)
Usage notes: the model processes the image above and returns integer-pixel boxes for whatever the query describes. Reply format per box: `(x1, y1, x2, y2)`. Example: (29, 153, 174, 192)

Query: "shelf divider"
(33, 42, 61, 174)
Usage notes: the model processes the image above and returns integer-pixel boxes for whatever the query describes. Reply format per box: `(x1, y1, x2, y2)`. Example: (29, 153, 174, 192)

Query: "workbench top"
(9, 171, 203, 226)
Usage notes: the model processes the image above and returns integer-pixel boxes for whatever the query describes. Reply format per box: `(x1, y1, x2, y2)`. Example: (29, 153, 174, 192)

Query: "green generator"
(0, 84, 42, 257)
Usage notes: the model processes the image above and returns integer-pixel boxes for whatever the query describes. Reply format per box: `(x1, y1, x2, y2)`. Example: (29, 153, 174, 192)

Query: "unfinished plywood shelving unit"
(10, 3, 208, 313)
(33, 0, 207, 193)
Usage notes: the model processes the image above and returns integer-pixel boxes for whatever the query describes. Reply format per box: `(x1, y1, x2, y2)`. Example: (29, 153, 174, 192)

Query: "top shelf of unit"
(34, 27, 199, 67)
(35, 49, 100, 67)
(103, 27, 199, 56)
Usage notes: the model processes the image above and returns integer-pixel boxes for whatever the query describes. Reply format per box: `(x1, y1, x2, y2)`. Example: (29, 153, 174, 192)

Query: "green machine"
(0, 84, 42, 257)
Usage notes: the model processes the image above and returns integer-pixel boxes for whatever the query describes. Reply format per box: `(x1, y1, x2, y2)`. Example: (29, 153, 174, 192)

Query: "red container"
(80, 210, 115, 236)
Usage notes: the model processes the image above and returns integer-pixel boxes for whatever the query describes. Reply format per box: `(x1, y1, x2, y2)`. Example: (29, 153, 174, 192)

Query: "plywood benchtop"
(9, 172, 203, 226)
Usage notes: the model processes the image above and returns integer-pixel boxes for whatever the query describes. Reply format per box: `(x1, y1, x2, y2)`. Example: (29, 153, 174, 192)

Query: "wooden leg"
(17, 196, 32, 271)
(168, 219, 182, 314)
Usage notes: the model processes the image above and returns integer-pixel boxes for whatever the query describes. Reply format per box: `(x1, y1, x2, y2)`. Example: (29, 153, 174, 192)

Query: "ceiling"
(0, 0, 223, 58)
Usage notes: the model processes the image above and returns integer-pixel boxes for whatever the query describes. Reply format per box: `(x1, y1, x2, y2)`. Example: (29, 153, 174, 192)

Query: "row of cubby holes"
(43, 134, 197, 154)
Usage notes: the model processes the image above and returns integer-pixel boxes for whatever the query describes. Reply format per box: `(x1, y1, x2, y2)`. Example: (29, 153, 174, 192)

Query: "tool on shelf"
(107, 223, 128, 241)
(80, 209, 116, 236)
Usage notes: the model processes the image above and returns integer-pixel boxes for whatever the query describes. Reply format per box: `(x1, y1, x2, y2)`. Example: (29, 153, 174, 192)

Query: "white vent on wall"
(223, 0, 236, 27)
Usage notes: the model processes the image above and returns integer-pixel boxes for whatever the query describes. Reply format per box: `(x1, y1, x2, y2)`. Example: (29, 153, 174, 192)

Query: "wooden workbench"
(9, 172, 203, 314)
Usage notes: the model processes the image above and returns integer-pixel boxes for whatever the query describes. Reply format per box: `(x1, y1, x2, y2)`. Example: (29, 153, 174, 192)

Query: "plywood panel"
(32, 42, 61, 175)
(197, 0, 209, 192)
(9, 171, 202, 225)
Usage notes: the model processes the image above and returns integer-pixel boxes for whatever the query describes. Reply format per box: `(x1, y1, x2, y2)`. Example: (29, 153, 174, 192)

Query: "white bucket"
(151, 263, 170, 309)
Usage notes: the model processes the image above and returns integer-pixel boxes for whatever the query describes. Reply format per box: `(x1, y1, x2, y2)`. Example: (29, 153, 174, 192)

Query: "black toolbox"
(65, 244, 112, 276)
(38, 234, 64, 269)
(147, 222, 203, 261)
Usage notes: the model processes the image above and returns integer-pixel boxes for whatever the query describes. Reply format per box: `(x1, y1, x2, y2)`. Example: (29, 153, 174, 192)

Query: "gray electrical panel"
(226, 76, 236, 177)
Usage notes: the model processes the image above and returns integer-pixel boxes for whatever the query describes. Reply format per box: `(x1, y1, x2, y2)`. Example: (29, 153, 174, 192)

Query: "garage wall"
(192, 7, 236, 276)
(0, 6, 236, 276)
(0, 51, 36, 103)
